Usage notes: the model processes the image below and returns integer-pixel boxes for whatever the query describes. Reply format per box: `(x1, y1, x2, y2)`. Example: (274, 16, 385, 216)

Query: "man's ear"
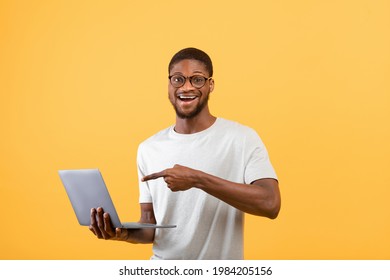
(209, 78, 215, 93)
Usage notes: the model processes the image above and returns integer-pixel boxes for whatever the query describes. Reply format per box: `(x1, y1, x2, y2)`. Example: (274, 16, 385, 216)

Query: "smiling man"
(89, 48, 281, 259)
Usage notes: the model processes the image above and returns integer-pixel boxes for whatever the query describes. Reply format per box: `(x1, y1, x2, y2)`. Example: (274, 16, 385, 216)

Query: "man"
(89, 47, 281, 259)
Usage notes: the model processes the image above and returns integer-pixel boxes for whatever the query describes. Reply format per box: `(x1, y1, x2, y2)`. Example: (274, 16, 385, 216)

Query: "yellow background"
(1, 0, 389, 260)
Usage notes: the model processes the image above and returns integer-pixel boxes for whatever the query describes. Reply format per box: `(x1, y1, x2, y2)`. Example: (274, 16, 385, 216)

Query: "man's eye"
(174, 76, 184, 83)
(193, 77, 204, 83)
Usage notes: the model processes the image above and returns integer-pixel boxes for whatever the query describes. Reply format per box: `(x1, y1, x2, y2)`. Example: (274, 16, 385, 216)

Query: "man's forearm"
(195, 171, 280, 218)
(124, 228, 155, 244)
(141, 164, 281, 218)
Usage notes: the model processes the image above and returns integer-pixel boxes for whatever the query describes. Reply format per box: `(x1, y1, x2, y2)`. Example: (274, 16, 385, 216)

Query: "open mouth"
(177, 94, 198, 102)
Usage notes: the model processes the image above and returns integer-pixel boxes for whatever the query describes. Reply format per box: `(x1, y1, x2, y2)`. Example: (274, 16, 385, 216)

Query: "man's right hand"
(89, 207, 129, 241)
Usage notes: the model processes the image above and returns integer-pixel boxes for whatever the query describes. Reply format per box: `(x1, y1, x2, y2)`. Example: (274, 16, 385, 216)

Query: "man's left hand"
(142, 164, 199, 191)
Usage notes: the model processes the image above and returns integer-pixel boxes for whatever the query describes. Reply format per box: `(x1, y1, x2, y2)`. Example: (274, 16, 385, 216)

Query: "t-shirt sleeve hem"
(139, 195, 152, 203)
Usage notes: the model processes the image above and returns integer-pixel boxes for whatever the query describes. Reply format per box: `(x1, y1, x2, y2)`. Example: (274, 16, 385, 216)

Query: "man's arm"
(142, 164, 281, 219)
(89, 203, 156, 243)
(198, 175, 280, 218)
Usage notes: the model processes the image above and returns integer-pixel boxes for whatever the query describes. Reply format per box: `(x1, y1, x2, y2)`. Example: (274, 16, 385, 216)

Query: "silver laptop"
(58, 169, 176, 229)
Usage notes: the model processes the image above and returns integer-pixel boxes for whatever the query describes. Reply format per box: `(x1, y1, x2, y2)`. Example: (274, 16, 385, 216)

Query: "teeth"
(178, 95, 196, 99)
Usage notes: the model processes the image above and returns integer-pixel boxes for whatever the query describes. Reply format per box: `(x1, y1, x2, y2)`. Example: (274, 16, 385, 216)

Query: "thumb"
(116, 228, 129, 241)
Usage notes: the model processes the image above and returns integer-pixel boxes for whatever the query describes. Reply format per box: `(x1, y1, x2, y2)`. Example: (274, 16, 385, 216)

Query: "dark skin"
(89, 203, 155, 243)
(142, 164, 280, 218)
(89, 59, 281, 243)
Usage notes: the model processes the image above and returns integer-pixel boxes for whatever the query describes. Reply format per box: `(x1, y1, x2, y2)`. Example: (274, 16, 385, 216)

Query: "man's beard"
(173, 94, 209, 119)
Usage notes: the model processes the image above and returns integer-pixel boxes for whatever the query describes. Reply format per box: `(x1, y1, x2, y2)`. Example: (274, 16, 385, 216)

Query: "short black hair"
(168, 47, 213, 77)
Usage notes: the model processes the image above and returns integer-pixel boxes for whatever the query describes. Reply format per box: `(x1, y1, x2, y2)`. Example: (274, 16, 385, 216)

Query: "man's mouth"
(177, 94, 198, 102)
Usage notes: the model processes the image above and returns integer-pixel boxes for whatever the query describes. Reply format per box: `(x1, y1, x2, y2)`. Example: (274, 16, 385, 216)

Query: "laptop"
(58, 169, 176, 229)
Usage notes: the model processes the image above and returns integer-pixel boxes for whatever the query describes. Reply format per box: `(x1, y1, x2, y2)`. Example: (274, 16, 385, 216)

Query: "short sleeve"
(137, 144, 153, 203)
(243, 129, 278, 184)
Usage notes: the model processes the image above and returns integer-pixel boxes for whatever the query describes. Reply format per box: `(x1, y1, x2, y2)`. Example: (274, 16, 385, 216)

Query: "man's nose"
(180, 77, 195, 91)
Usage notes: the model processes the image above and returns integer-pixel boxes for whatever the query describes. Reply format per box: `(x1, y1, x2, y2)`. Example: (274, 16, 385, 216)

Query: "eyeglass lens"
(170, 75, 208, 88)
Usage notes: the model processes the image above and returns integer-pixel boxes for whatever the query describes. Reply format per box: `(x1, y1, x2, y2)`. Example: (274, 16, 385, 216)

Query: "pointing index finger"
(142, 170, 166, 182)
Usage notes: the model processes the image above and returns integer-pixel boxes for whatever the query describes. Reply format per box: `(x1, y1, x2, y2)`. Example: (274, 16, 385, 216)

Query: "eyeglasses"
(168, 74, 212, 89)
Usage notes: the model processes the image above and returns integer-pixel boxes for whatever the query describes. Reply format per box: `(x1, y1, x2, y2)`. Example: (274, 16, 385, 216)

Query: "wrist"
(194, 169, 209, 190)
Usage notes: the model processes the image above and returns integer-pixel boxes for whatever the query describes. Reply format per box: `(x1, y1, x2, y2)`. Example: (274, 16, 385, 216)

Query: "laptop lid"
(59, 169, 176, 229)
(59, 169, 124, 228)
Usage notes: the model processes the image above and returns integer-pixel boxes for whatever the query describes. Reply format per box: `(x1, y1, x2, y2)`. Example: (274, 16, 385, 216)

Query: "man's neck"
(174, 112, 216, 134)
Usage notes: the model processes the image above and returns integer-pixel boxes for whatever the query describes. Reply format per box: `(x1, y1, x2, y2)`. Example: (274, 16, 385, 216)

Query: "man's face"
(168, 59, 214, 119)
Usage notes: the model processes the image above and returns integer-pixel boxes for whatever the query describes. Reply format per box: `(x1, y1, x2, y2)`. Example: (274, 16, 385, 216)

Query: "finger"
(115, 228, 129, 241)
(115, 228, 127, 240)
(89, 225, 96, 236)
(89, 216, 98, 236)
(90, 208, 103, 239)
(142, 170, 166, 182)
(115, 227, 121, 238)
(96, 207, 110, 240)
(103, 212, 115, 237)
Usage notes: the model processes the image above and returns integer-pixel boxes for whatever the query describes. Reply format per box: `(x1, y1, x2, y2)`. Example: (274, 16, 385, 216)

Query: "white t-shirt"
(137, 118, 277, 259)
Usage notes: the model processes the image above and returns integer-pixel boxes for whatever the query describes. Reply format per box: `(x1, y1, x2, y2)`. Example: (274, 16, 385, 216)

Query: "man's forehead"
(170, 59, 208, 74)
